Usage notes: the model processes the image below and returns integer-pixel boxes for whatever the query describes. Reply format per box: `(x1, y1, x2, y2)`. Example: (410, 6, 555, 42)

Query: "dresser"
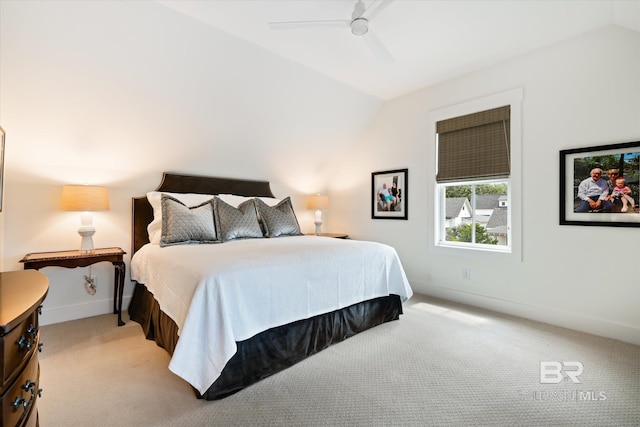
(1, 271, 48, 427)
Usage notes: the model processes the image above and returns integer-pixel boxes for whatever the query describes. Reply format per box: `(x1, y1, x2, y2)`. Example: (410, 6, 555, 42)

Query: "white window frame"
(428, 88, 523, 261)
(436, 179, 511, 252)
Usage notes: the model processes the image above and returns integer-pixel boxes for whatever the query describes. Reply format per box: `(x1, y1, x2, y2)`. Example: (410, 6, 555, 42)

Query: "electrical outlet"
(462, 268, 471, 280)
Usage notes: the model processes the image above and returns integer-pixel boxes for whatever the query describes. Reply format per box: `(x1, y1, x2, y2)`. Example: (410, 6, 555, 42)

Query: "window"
(439, 180, 510, 249)
(430, 89, 522, 257)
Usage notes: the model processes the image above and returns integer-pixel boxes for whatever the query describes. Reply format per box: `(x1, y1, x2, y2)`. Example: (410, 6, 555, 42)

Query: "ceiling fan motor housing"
(351, 17, 369, 36)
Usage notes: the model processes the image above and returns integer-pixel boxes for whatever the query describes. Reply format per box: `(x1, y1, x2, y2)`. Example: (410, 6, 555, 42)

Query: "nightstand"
(19, 247, 126, 326)
(306, 233, 349, 239)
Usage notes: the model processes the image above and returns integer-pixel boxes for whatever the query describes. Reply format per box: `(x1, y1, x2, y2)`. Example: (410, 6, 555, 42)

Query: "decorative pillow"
(254, 197, 302, 238)
(217, 194, 282, 235)
(213, 197, 263, 242)
(159, 195, 218, 247)
(147, 191, 216, 244)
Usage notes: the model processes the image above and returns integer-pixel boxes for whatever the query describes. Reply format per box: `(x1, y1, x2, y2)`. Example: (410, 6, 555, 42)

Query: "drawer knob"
(38, 388, 43, 398)
(38, 305, 43, 315)
(17, 335, 33, 351)
(38, 342, 44, 352)
(27, 324, 38, 338)
(22, 380, 36, 391)
(12, 396, 27, 411)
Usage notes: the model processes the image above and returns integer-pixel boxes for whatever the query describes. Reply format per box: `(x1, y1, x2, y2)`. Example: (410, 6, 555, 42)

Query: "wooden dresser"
(1, 271, 48, 427)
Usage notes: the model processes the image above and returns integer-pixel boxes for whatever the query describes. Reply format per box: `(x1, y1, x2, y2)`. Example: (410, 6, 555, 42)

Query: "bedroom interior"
(1, 0, 639, 425)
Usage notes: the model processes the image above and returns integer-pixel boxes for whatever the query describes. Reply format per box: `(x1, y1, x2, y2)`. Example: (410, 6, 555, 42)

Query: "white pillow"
(147, 191, 216, 244)
(257, 196, 282, 206)
(218, 194, 281, 207)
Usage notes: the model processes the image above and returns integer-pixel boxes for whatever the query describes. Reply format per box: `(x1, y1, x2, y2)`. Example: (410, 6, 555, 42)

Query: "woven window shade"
(436, 106, 510, 182)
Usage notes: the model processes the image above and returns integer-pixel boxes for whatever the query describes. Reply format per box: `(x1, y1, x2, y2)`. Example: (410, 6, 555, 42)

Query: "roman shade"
(436, 106, 510, 182)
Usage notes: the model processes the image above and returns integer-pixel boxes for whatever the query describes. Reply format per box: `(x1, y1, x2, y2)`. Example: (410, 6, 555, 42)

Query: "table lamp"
(61, 185, 109, 253)
(306, 194, 329, 235)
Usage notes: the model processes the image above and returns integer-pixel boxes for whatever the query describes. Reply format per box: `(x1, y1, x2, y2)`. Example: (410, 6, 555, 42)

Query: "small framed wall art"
(371, 168, 408, 220)
(560, 140, 640, 227)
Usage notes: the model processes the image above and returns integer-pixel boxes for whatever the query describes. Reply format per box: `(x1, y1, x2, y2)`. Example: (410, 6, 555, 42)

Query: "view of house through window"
(442, 181, 509, 247)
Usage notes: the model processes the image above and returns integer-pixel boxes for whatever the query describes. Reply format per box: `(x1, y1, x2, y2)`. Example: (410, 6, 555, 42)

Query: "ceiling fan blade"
(362, 0, 395, 20)
(351, 0, 367, 20)
(363, 30, 395, 64)
(268, 20, 350, 30)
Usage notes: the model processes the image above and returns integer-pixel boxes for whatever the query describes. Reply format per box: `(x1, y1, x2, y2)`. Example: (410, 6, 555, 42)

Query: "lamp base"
(78, 227, 95, 254)
(314, 209, 324, 235)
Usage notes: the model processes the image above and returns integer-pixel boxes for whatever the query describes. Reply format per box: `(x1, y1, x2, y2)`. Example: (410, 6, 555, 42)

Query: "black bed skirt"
(128, 282, 403, 400)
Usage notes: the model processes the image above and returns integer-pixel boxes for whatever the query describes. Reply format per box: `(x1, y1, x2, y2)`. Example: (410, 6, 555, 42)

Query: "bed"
(128, 172, 413, 400)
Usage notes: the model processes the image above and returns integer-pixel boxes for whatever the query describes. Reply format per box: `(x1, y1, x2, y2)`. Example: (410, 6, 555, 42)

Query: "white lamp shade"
(61, 185, 109, 211)
(306, 195, 329, 210)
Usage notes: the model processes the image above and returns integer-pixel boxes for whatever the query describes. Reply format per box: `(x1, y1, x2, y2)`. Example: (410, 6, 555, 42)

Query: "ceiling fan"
(268, 0, 395, 64)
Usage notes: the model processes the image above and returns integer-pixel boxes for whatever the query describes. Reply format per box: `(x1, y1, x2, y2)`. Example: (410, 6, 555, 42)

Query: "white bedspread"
(131, 235, 413, 394)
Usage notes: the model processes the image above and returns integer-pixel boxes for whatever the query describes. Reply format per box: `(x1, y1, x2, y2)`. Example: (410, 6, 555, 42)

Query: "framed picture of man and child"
(372, 168, 408, 220)
(560, 140, 640, 227)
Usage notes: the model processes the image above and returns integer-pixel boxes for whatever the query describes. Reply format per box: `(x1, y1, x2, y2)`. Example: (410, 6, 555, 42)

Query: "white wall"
(330, 26, 640, 345)
(0, 1, 382, 324)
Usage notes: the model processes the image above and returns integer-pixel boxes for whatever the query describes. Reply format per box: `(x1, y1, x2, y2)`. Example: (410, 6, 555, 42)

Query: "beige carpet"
(38, 294, 640, 426)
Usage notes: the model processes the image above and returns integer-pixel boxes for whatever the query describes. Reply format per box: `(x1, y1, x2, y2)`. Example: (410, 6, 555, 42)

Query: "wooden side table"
(19, 247, 126, 326)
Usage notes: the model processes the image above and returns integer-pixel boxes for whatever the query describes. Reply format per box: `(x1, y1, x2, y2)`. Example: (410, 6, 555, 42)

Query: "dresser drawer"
(1, 310, 38, 388)
(0, 270, 48, 427)
(1, 347, 39, 427)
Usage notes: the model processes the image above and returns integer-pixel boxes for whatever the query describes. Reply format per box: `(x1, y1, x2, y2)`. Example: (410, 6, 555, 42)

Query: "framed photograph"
(0, 126, 4, 212)
(560, 140, 640, 227)
(372, 168, 408, 220)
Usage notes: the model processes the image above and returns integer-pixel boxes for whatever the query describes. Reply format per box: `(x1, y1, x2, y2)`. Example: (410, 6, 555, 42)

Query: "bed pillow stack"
(147, 192, 304, 247)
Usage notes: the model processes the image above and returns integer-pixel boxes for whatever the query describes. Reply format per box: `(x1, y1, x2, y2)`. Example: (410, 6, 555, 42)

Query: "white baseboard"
(40, 296, 131, 326)
(415, 282, 640, 346)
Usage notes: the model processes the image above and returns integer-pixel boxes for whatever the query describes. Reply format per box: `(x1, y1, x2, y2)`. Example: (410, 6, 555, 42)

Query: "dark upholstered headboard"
(131, 172, 275, 255)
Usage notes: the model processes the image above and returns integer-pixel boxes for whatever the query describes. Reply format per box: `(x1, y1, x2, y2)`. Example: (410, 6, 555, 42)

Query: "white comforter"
(131, 235, 413, 394)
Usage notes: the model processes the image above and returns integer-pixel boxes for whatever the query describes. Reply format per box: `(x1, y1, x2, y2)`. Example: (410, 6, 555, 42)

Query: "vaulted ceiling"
(158, 0, 640, 100)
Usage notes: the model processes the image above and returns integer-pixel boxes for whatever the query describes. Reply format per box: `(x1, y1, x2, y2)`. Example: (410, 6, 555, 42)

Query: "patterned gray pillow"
(160, 195, 218, 247)
(213, 197, 263, 242)
(254, 197, 302, 237)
